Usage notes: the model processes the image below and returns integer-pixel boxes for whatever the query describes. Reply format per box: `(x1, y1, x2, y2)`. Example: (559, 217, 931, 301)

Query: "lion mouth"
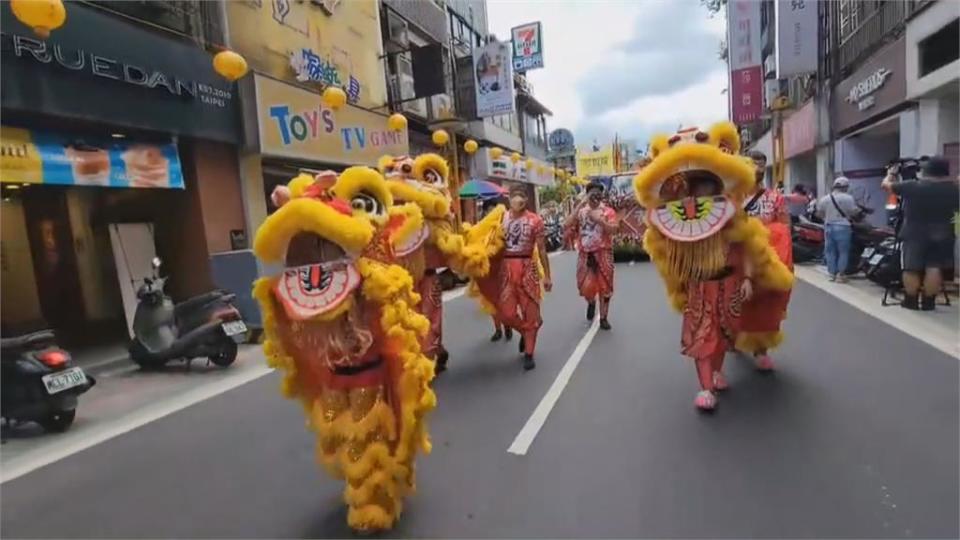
(274, 233, 361, 321)
(649, 169, 734, 242)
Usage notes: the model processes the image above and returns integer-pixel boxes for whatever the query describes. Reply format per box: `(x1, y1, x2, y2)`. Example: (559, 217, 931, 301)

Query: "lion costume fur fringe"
(252, 168, 436, 532)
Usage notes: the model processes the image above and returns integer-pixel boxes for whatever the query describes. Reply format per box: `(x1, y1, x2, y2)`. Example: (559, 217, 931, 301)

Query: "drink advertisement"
(1, 126, 183, 189)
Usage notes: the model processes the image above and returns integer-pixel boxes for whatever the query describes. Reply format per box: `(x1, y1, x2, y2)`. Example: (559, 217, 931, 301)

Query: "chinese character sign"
(727, 0, 762, 123)
(775, 0, 818, 77)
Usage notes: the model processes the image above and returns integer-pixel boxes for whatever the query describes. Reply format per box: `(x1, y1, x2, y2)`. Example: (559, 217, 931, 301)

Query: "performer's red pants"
(497, 256, 542, 355)
(417, 270, 443, 360)
(739, 222, 793, 340)
(577, 249, 614, 317)
(681, 272, 743, 391)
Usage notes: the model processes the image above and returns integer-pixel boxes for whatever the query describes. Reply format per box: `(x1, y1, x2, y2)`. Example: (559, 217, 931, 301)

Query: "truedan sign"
(0, 4, 240, 144)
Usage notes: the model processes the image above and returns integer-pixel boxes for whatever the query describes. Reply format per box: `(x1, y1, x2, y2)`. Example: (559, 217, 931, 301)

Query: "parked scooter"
(129, 258, 246, 370)
(1, 330, 95, 433)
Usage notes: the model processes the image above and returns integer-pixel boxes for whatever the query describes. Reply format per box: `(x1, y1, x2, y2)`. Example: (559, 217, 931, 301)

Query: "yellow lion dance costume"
(252, 167, 436, 531)
(377, 153, 490, 372)
(635, 123, 792, 411)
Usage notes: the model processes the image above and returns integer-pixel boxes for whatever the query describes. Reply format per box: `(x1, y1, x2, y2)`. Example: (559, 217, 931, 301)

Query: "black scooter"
(129, 258, 246, 370)
(1, 330, 95, 433)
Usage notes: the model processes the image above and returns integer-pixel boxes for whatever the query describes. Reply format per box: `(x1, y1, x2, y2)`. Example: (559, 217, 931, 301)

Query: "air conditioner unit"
(397, 74, 427, 117)
(386, 12, 410, 53)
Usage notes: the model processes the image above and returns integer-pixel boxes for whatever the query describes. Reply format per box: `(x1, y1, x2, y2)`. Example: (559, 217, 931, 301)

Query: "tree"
(701, 0, 726, 16)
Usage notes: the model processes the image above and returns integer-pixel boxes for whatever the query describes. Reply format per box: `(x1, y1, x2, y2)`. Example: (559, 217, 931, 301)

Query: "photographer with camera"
(881, 156, 959, 311)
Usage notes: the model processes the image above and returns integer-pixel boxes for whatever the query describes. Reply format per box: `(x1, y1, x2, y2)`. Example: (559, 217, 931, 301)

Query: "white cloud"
(486, 0, 729, 150)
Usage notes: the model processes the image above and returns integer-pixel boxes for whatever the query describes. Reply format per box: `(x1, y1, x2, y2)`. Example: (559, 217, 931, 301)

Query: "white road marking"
(1, 365, 274, 484)
(795, 266, 959, 359)
(508, 318, 600, 456)
(2, 288, 474, 482)
(96, 365, 139, 379)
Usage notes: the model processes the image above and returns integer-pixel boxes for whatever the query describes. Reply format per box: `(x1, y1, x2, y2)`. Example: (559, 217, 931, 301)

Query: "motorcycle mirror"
(152, 257, 162, 269)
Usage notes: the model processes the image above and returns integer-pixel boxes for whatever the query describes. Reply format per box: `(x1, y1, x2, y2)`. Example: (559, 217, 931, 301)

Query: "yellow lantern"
(538, 165, 546, 174)
(387, 113, 407, 131)
(490, 147, 504, 159)
(510, 152, 521, 163)
(431, 129, 449, 146)
(525, 158, 534, 170)
(322, 86, 347, 110)
(212, 50, 248, 82)
(11, 0, 66, 39)
(463, 139, 479, 154)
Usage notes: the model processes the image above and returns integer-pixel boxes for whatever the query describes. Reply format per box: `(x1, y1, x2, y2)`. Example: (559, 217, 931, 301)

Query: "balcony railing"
(836, 0, 917, 77)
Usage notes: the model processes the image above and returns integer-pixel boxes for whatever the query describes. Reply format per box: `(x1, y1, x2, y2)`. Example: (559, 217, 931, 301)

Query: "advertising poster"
(511, 21, 544, 72)
(473, 41, 516, 118)
(0, 126, 184, 189)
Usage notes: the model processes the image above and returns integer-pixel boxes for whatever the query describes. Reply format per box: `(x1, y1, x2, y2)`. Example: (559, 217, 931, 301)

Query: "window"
(919, 19, 959, 77)
(838, 0, 861, 41)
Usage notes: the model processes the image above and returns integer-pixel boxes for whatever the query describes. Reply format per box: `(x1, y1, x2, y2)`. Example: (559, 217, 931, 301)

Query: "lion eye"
(695, 131, 709, 142)
(350, 192, 384, 216)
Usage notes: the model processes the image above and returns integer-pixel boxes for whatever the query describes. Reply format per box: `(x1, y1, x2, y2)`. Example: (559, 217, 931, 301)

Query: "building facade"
(742, 0, 956, 225)
(1, 1, 245, 345)
(226, 0, 408, 232)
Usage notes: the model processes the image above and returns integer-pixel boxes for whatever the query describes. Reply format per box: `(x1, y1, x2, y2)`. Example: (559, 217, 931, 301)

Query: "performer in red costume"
(737, 151, 794, 370)
(499, 187, 552, 370)
(565, 181, 618, 329)
(479, 197, 513, 342)
(636, 123, 793, 411)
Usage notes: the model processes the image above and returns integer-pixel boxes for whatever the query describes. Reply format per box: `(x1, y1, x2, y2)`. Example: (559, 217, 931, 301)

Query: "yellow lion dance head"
(635, 122, 792, 310)
(379, 153, 452, 219)
(634, 122, 754, 242)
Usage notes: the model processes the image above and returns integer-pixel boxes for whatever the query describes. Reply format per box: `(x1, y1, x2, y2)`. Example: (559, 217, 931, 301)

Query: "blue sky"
(487, 0, 729, 149)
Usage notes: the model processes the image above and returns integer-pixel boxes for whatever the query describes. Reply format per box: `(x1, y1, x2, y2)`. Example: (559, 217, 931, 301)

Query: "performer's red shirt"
(502, 210, 544, 257)
(573, 204, 616, 253)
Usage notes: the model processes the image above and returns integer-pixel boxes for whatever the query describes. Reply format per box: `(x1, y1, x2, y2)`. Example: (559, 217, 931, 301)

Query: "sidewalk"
(795, 264, 959, 358)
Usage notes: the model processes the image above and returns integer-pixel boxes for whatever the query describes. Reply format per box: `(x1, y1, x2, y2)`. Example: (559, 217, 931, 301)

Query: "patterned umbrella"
(458, 179, 507, 199)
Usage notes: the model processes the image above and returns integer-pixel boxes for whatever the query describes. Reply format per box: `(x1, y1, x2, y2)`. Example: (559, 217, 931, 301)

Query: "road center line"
(508, 317, 600, 456)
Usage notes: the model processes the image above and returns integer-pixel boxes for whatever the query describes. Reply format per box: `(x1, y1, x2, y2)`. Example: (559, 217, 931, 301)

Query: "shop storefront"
(0, 4, 244, 344)
(245, 74, 409, 212)
(833, 37, 909, 227)
(782, 99, 817, 196)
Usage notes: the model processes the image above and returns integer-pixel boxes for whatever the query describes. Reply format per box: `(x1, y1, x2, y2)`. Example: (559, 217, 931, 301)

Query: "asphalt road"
(2, 253, 957, 538)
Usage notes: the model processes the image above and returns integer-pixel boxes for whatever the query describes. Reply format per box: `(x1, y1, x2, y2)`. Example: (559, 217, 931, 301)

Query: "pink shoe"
(694, 390, 717, 411)
(713, 371, 729, 391)
(755, 354, 775, 371)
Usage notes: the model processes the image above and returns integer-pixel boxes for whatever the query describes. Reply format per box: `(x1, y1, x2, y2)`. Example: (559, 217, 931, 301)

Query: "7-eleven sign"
(511, 22, 544, 72)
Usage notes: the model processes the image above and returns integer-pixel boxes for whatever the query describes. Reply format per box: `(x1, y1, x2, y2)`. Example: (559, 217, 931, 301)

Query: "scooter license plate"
(862, 247, 875, 259)
(870, 253, 884, 265)
(222, 321, 247, 336)
(42, 367, 88, 395)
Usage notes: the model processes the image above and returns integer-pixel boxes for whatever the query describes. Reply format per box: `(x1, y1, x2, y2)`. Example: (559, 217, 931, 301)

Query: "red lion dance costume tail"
(252, 168, 435, 532)
(635, 123, 793, 412)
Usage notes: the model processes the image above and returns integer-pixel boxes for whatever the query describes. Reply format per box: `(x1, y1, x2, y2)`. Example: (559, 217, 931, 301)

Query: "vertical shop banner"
(0, 126, 183, 188)
(776, 0, 818, 78)
(511, 22, 544, 72)
(727, 0, 763, 124)
(473, 41, 516, 118)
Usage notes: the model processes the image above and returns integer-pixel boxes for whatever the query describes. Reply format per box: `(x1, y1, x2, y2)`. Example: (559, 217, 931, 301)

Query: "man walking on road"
(565, 181, 618, 329)
(499, 186, 552, 371)
(815, 177, 862, 282)
(882, 156, 959, 310)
